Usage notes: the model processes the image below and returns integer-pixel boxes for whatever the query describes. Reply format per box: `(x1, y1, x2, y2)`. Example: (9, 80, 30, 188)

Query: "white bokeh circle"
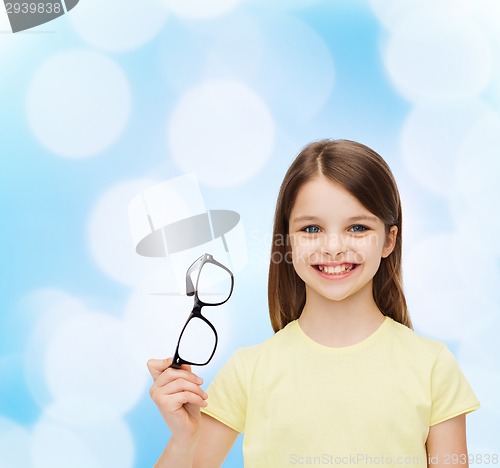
(383, 7, 492, 103)
(88, 178, 166, 286)
(27, 49, 131, 158)
(255, 15, 335, 121)
(32, 415, 134, 468)
(405, 233, 498, 340)
(33, 421, 101, 468)
(460, 316, 500, 372)
(164, 0, 242, 20)
(449, 112, 500, 257)
(470, 0, 500, 78)
(168, 80, 275, 188)
(203, 13, 264, 85)
(23, 289, 90, 409)
(450, 203, 500, 258)
(0, 418, 32, 467)
(406, 233, 500, 302)
(401, 101, 495, 196)
(370, 0, 471, 31)
(246, 0, 321, 10)
(453, 112, 500, 208)
(44, 311, 147, 420)
(459, 367, 500, 416)
(70, 0, 168, 52)
(459, 317, 500, 416)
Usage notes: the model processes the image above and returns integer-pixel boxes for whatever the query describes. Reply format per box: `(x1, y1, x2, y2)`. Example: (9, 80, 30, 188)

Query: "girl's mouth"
(312, 263, 360, 279)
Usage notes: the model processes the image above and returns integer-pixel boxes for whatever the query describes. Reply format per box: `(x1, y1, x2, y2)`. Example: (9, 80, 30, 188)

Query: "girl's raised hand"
(147, 357, 208, 451)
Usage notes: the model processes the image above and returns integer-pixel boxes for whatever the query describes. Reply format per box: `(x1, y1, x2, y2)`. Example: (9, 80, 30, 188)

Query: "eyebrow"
(291, 214, 379, 224)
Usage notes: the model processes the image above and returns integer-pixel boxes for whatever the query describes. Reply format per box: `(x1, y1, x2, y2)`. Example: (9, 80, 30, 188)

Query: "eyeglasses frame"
(170, 253, 234, 369)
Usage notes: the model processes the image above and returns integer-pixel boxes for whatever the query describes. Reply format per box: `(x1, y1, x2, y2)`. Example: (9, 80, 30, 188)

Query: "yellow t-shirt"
(201, 316, 480, 467)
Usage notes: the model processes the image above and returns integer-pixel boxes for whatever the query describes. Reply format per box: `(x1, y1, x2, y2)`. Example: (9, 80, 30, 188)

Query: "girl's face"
(288, 176, 397, 304)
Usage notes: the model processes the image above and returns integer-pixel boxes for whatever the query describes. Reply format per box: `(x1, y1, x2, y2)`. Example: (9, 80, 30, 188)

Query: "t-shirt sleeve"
(430, 344, 480, 426)
(200, 349, 247, 433)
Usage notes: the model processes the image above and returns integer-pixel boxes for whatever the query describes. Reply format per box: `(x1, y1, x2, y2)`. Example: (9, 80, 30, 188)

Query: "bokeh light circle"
(469, 0, 500, 78)
(23, 289, 89, 409)
(168, 80, 275, 187)
(32, 415, 134, 468)
(383, 8, 492, 103)
(454, 112, 500, 208)
(401, 101, 495, 195)
(70, 0, 169, 52)
(247, 0, 321, 10)
(44, 312, 147, 419)
(450, 112, 500, 257)
(255, 15, 335, 121)
(164, 0, 242, 20)
(203, 13, 264, 85)
(405, 233, 497, 340)
(27, 49, 131, 158)
(87, 178, 165, 286)
(370, 0, 471, 31)
(0, 418, 32, 467)
(459, 316, 500, 416)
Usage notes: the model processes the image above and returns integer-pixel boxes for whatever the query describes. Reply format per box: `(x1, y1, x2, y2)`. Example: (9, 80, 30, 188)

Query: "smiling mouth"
(313, 264, 359, 275)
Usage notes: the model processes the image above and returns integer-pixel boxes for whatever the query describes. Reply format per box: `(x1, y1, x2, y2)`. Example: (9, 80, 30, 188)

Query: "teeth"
(317, 264, 355, 274)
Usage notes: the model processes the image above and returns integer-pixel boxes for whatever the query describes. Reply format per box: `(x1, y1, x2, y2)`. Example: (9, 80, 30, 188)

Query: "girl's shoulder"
(385, 316, 450, 359)
(229, 320, 298, 363)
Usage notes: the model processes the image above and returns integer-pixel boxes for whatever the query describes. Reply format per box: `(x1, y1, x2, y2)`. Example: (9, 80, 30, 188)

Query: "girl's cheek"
(353, 251, 366, 264)
(351, 234, 377, 249)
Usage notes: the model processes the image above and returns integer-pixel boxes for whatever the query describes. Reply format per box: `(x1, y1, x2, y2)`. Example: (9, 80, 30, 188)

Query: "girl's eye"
(349, 224, 368, 233)
(303, 225, 321, 234)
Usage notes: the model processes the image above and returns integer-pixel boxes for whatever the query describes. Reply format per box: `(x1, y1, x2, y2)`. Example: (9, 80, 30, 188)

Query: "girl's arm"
(193, 414, 239, 467)
(154, 414, 238, 468)
(426, 414, 469, 467)
(148, 358, 239, 468)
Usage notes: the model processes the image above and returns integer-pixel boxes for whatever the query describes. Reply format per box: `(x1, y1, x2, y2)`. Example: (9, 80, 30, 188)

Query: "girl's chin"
(305, 286, 354, 303)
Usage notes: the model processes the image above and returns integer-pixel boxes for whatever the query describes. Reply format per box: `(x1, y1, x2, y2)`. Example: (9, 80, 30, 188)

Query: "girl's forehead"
(293, 177, 362, 209)
(290, 178, 380, 223)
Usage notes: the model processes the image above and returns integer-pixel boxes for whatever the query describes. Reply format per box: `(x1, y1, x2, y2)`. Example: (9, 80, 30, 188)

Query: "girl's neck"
(297, 286, 386, 348)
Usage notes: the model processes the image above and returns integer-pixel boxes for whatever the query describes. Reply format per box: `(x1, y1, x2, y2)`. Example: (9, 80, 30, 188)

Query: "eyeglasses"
(169, 253, 234, 369)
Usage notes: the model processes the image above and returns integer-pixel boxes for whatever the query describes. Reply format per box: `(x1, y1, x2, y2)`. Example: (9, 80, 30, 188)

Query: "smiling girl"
(147, 139, 480, 467)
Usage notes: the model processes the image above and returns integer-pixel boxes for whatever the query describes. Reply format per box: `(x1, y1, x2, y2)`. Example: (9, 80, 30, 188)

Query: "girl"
(147, 139, 480, 468)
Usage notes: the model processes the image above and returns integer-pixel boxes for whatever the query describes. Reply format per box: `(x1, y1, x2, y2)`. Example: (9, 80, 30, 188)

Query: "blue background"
(1, 0, 500, 466)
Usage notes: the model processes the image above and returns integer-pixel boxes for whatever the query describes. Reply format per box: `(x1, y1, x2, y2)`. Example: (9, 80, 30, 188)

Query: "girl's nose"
(321, 233, 347, 257)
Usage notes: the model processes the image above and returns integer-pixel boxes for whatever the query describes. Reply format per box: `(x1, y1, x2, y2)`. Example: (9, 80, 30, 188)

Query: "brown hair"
(267, 139, 412, 332)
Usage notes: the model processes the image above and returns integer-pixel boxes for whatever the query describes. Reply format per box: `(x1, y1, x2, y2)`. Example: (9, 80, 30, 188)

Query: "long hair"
(268, 139, 412, 332)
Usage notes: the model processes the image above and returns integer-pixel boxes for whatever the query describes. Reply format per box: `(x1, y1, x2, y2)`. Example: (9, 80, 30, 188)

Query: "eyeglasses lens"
(178, 316, 217, 365)
(194, 261, 232, 304)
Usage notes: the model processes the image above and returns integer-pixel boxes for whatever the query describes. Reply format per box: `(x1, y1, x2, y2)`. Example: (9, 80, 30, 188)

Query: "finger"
(168, 391, 208, 411)
(162, 379, 208, 400)
(147, 357, 174, 380)
(155, 367, 204, 388)
(146, 358, 195, 379)
(179, 363, 192, 372)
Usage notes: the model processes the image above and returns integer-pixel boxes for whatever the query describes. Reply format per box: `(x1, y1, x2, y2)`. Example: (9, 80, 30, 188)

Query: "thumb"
(146, 357, 173, 380)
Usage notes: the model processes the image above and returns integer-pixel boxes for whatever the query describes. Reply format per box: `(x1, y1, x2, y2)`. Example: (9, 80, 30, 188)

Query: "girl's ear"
(382, 225, 398, 258)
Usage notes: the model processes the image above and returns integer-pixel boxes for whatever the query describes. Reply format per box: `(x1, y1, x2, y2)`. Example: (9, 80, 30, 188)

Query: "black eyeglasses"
(169, 253, 234, 369)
